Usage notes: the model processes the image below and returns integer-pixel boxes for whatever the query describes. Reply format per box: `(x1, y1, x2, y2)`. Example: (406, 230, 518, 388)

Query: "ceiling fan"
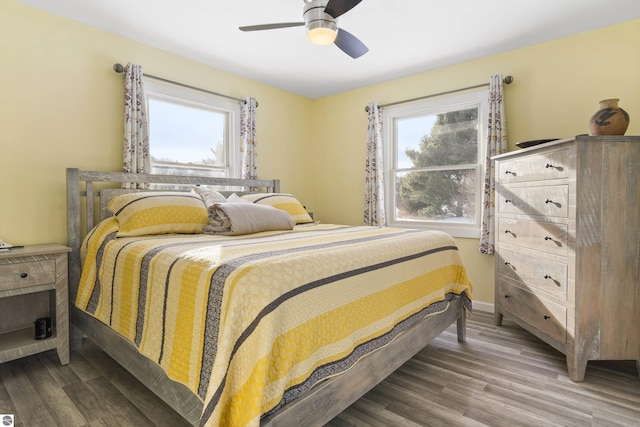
(239, 0, 368, 59)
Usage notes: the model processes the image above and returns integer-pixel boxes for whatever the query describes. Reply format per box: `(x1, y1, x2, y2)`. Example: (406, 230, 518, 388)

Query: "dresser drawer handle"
(504, 229, 515, 236)
(545, 163, 564, 171)
(504, 295, 511, 299)
(544, 236, 563, 248)
(505, 199, 513, 204)
(20, 272, 28, 279)
(544, 274, 561, 286)
(545, 198, 562, 208)
(505, 170, 516, 176)
(543, 315, 551, 320)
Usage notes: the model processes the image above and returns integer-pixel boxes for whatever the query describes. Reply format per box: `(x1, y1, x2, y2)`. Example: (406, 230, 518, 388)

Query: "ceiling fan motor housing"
(304, 0, 338, 44)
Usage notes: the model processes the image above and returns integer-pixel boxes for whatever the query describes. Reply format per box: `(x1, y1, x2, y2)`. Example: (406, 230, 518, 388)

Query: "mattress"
(76, 218, 472, 426)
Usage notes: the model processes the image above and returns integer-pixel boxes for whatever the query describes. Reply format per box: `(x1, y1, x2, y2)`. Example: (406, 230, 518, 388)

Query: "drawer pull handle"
(544, 236, 563, 247)
(505, 170, 516, 176)
(20, 272, 28, 279)
(504, 229, 516, 237)
(544, 274, 552, 279)
(505, 199, 513, 204)
(545, 198, 561, 208)
(504, 261, 511, 266)
(504, 295, 511, 299)
(543, 315, 551, 320)
(545, 163, 564, 171)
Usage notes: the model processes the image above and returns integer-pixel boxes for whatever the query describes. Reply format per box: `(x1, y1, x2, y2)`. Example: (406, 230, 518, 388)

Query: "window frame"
(382, 89, 488, 238)
(144, 79, 241, 178)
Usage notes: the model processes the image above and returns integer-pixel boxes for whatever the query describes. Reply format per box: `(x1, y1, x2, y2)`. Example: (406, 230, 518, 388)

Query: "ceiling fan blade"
(239, 22, 304, 32)
(324, 0, 363, 18)
(334, 28, 368, 58)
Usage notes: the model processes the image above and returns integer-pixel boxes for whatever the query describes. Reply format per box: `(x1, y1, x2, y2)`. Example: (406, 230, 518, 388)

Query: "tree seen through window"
(396, 108, 478, 222)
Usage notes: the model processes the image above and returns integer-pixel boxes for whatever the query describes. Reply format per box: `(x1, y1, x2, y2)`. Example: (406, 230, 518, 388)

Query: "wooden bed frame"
(66, 168, 468, 427)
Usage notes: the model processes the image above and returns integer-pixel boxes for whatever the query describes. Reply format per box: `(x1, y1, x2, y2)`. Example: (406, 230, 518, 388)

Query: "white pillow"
(193, 187, 227, 208)
(241, 193, 313, 224)
(226, 193, 252, 203)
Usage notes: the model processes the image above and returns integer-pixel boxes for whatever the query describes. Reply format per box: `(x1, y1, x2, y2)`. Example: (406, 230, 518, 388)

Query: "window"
(383, 90, 488, 238)
(145, 80, 241, 178)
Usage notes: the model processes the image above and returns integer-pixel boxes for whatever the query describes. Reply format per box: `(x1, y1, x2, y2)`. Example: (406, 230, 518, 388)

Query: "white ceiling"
(17, 0, 640, 99)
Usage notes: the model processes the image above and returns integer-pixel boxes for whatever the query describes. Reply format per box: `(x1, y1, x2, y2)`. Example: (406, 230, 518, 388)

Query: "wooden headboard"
(65, 168, 280, 302)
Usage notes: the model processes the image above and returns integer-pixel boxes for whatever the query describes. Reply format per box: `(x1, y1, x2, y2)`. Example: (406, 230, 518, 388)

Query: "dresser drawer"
(0, 260, 56, 291)
(497, 184, 568, 218)
(498, 149, 569, 184)
(498, 279, 567, 343)
(498, 218, 568, 256)
(497, 248, 567, 300)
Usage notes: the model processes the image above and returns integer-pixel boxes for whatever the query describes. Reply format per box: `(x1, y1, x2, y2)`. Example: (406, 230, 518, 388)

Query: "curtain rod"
(364, 75, 513, 112)
(113, 63, 253, 105)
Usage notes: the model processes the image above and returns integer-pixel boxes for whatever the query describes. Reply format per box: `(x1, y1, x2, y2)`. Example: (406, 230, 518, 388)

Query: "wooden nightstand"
(0, 244, 71, 365)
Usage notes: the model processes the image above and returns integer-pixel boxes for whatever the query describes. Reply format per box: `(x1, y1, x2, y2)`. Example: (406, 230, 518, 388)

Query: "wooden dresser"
(493, 135, 640, 381)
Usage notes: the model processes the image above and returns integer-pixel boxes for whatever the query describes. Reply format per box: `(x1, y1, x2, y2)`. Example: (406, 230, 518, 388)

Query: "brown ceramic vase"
(589, 98, 630, 136)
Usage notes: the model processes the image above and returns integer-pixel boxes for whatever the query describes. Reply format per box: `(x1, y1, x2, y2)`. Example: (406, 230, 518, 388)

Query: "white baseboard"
(471, 300, 494, 314)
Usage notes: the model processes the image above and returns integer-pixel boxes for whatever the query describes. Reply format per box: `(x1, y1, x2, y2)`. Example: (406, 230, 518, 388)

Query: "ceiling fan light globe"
(308, 27, 337, 45)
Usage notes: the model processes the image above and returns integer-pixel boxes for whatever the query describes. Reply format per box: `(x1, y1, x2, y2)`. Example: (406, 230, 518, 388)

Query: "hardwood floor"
(1, 310, 638, 426)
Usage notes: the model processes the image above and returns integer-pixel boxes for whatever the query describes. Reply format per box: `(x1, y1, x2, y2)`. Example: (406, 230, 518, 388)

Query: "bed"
(66, 168, 472, 427)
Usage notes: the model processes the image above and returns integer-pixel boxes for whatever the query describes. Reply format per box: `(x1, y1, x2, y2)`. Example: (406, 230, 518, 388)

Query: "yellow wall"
(2, 0, 638, 306)
(310, 19, 640, 305)
(0, 0, 313, 246)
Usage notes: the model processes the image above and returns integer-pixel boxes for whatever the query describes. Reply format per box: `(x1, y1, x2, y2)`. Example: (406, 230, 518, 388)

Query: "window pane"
(150, 163, 227, 178)
(396, 107, 478, 169)
(395, 169, 477, 223)
(148, 98, 226, 167)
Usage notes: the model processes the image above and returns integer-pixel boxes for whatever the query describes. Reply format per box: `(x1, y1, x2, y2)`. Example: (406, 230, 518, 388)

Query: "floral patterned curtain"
(122, 63, 150, 188)
(364, 102, 385, 226)
(479, 75, 508, 254)
(241, 97, 258, 180)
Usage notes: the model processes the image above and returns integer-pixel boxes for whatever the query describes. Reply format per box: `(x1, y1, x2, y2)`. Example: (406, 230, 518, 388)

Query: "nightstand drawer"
(498, 218, 568, 256)
(498, 279, 567, 343)
(0, 260, 56, 291)
(497, 149, 569, 184)
(497, 248, 567, 301)
(497, 184, 568, 218)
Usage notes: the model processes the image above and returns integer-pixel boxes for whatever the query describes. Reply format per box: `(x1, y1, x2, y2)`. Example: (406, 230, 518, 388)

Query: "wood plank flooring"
(1, 310, 638, 426)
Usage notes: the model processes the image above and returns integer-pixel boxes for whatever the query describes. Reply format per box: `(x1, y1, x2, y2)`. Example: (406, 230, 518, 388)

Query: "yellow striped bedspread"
(77, 217, 472, 427)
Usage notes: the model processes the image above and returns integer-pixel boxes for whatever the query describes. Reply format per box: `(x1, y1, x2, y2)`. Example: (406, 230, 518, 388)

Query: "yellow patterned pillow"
(241, 193, 313, 224)
(108, 191, 208, 237)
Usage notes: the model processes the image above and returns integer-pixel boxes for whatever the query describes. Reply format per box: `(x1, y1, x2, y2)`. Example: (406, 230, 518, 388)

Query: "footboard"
(72, 294, 466, 427)
(262, 296, 466, 427)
